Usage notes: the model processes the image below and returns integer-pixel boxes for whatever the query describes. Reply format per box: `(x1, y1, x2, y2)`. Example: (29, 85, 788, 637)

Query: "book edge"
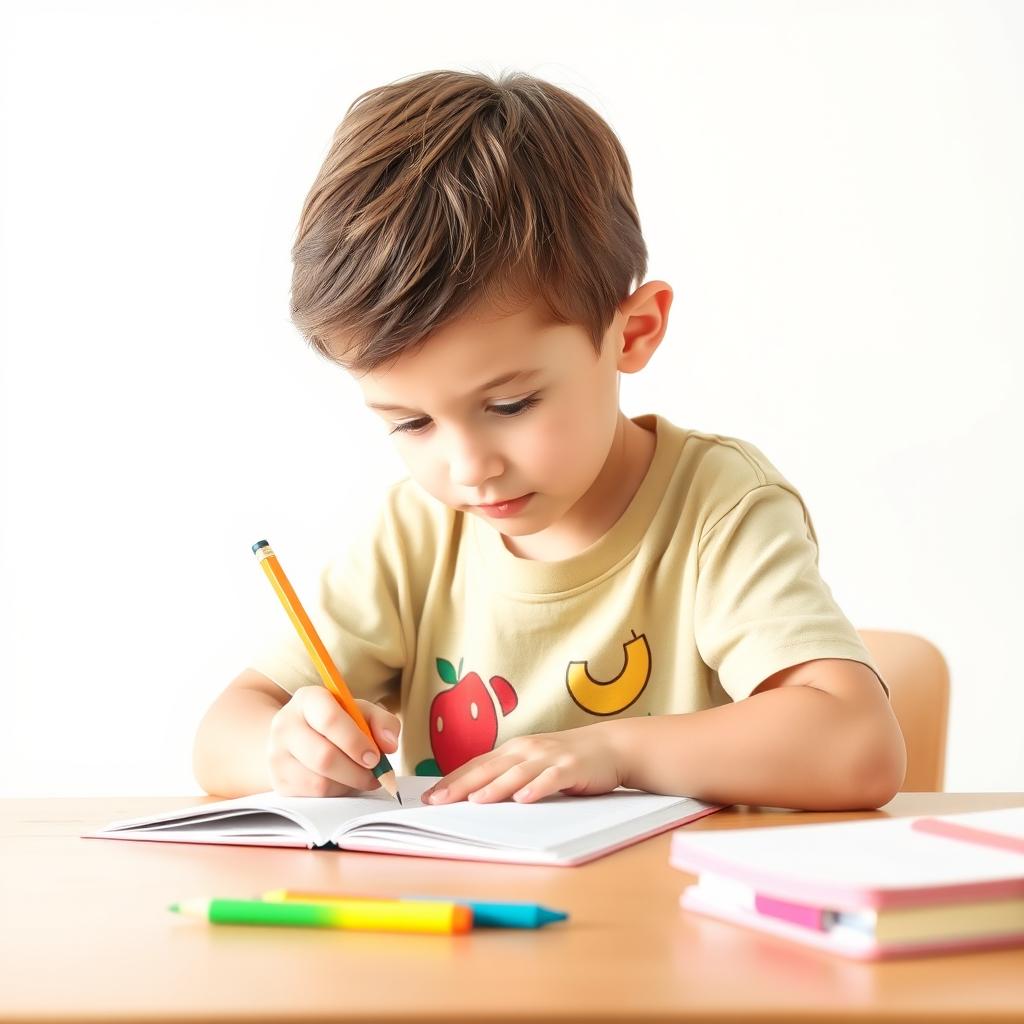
(679, 887, 1024, 960)
(333, 798, 721, 864)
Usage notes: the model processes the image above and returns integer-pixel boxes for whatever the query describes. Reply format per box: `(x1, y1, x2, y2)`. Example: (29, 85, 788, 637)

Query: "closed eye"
(389, 395, 541, 436)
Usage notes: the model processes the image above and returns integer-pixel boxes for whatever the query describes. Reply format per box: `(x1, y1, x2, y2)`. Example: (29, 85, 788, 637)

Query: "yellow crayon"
(172, 897, 471, 934)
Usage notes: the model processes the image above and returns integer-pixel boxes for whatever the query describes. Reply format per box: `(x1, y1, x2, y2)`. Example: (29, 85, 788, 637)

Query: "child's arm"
(609, 659, 906, 809)
(192, 670, 401, 798)
(423, 659, 906, 811)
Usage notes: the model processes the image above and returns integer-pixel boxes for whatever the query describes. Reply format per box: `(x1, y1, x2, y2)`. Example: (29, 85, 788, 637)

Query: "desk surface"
(3, 792, 1024, 1024)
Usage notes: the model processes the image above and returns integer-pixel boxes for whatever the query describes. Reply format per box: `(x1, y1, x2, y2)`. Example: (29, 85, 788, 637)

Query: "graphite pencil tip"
(375, 764, 402, 805)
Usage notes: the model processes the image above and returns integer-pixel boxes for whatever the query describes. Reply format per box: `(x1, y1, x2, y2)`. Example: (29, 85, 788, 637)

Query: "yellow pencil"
(251, 539, 401, 804)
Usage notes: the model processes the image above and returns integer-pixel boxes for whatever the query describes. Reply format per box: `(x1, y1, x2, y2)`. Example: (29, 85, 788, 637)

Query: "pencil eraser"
(252, 540, 269, 553)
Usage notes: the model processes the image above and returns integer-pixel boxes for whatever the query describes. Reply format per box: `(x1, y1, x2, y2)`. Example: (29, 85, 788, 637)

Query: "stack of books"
(670, 807, 1024, 959)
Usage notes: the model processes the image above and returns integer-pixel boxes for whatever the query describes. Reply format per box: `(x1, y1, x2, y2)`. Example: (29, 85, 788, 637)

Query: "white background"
(1, 0, 1021, 796)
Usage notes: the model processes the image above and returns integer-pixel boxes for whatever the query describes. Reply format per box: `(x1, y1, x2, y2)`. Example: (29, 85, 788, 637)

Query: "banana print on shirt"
(566, 630, 651, 715)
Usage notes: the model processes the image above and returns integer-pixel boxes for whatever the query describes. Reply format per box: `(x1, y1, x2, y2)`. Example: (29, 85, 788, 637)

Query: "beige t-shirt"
(249, 413, 884, 777)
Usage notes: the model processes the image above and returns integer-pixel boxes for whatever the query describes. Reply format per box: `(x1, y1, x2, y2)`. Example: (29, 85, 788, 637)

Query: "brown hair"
(290, 69, 648, 373)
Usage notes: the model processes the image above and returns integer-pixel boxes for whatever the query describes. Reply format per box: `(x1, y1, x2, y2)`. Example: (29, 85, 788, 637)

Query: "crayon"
(262, 889, 568, 929)
(170, 897, 470, 934)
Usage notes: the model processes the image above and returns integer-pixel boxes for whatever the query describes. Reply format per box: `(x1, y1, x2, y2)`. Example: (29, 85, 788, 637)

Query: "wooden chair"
(858, 629, 950, 791)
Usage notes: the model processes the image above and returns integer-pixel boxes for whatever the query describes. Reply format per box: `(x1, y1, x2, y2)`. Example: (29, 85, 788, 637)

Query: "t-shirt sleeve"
(246, 501, 408, 706)
(694, 483, 885, 701)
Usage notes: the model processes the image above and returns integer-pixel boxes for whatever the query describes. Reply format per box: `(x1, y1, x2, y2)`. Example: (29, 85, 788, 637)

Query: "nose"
(445, 425, 504, 489)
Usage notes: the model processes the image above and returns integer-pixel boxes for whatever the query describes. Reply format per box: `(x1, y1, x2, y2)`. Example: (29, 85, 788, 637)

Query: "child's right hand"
(267, 686, 401, 797)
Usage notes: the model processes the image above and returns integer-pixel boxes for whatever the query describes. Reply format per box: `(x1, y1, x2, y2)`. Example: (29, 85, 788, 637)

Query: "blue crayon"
(408, 896, 568, 929)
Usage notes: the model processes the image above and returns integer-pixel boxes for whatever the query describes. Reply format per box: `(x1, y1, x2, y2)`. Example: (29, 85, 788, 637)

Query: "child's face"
(348, 291, 649, 550)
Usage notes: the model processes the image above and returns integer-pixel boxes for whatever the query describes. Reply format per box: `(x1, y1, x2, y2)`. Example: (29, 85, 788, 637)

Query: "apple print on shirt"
(415, 657, 519, 776)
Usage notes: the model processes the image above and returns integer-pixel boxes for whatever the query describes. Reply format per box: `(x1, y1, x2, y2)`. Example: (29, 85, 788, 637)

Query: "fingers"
(467, 761, 553, 804)
(422, 751, 506, 804)
(509, 764, 570, 803)
(423, 735, 588, 805)
(358, 699, 402, 754)
(475, 761, 574, 804)
(298, 689, 393, 769)
(269, 687, 401, 797)
(286, 716, 376, 790)
(425, 753, 556, 805)
(271, 750, 360, 798)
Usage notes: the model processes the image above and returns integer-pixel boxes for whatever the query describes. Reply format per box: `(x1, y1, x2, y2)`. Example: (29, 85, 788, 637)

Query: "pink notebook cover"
(670, 812, 1024, 910)
(913, 816, 1024, 856)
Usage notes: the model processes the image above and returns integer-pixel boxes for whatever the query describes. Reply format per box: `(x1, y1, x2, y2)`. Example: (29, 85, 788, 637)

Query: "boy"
(193, 69, 905, 810)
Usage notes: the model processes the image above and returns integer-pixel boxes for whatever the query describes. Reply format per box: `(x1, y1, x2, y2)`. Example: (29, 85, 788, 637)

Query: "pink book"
(670, 807, 1024, 960)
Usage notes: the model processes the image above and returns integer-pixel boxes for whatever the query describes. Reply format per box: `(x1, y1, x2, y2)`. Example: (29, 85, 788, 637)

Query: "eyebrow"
(366, 369, 543, 414)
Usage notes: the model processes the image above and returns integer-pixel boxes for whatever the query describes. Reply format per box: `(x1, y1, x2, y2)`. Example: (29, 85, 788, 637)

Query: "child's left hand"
(421, 724, 624, 805)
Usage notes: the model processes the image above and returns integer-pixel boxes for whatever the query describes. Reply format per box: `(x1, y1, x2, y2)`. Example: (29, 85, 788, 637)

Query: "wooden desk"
(3, 793, 1024, 1023)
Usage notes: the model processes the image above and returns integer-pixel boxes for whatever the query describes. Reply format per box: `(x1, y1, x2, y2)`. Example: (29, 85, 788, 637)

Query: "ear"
(615, 280, 673, 374)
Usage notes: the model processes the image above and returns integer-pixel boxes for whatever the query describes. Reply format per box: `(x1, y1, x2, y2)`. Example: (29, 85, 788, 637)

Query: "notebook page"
(94, 778, 699, 856)
(95, 777, 436, 846)
(128, 814, 310, 839)
(337, 787, 704, 852)
(98, 796, 327, 838)
(280, 776, 434, 842)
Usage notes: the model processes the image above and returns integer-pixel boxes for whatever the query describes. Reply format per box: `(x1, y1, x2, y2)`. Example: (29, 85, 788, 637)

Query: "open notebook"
(87, 776, 719, 866)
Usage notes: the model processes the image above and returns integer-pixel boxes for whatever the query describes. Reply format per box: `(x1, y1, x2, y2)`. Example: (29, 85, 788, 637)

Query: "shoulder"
(318, 477, 458, 596)
(378, 476, 461, 554)
(664, 423, 808, 538)
(676, 426, 788, 487)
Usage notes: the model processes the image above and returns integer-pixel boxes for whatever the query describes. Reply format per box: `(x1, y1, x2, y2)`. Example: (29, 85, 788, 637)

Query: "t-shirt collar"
(468, 413, 685, 596)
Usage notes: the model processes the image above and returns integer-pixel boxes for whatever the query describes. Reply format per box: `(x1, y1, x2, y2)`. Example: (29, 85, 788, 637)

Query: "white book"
(87, 776, 719, 866)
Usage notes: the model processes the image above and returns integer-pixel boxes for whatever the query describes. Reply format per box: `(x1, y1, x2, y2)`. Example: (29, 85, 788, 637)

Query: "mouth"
(472, 493, 534, 517)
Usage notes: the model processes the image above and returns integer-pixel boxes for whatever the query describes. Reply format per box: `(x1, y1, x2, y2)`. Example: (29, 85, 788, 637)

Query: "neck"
(502, 413, 656, 562)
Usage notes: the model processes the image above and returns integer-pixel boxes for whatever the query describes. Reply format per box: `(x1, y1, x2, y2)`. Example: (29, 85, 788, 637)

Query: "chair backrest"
(857, 629, 950, 791)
